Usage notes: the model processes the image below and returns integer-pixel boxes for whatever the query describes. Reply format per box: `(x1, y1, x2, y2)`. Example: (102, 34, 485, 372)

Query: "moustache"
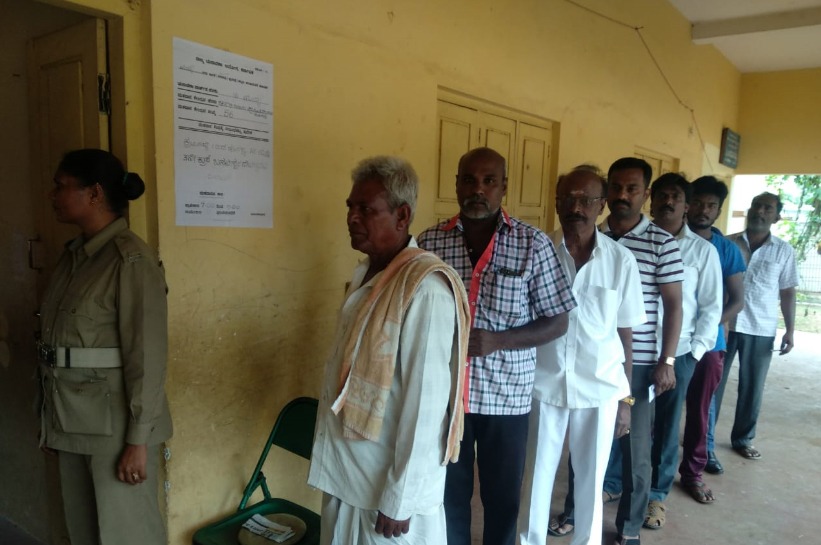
(562, 213, 587, 222)
(463, 196, 489, 208)
(611, 200, 630, 208)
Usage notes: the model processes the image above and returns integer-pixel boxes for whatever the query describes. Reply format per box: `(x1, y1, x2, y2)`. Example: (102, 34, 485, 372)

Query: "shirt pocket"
(52, 374, 113, 436)
(579, 285, 618, 331)
(749, 261, 779, 292)
(485, 269, 527, 317)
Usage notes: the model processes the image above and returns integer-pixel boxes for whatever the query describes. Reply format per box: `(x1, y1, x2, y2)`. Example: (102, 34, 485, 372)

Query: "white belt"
(38, 341, 122, 369)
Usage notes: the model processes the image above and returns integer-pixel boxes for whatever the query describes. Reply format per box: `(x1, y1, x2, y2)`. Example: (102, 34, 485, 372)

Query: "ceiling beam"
(693, 7, 821, 43)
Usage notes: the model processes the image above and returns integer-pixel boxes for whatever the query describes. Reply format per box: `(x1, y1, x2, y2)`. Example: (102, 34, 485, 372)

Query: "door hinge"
(97, 73, 111, 115)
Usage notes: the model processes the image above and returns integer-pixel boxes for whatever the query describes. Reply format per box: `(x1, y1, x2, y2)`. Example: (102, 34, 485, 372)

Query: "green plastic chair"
(192, 397, 321, 545)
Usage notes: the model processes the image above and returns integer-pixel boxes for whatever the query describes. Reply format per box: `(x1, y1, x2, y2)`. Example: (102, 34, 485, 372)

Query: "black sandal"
(547, 513, 575, 537)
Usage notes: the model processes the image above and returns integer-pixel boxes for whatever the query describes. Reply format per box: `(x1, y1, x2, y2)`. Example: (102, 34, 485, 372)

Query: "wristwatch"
(660, 356, 675, 366)
(619, 396, 636, 406)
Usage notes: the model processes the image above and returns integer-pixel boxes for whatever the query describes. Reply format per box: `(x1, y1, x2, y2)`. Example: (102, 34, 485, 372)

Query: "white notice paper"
(173, 38, 273, 228)
(241, 514, 295, 543)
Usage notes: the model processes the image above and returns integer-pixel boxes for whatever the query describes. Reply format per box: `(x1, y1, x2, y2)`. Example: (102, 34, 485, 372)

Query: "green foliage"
(765, 174, 821, 262)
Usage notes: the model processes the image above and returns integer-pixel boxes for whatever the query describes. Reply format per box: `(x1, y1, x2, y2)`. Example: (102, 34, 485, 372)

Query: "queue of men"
(307, 148, 799, 545)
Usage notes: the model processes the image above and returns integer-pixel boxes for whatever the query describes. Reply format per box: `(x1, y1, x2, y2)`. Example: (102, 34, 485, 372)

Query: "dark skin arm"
(780, 287, 796, 355)
(615, 327, 633, 438)
(721, 272, 745, 342)
(468, 313, 569, 357)
(652, 281, 682, 396)
(116, 444, 147, 485)
(375, 512, 410, 538)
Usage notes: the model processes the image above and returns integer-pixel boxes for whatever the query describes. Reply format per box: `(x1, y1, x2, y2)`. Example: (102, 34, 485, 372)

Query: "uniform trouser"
(649, 353, 697, 502)
(444, 413, 529, 545)
(58, 446, 165, 545)
(320, 494, 446, 545)
(518, 399, 618, 545)
(680, 351, 724, 484)
(613, 365, 654, 538)
(714, 332, 775, 448)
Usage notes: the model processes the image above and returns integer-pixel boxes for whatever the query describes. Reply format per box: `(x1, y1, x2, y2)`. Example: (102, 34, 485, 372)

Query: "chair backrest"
(237, 397, 319, 510)
(270, 396, 318, 460)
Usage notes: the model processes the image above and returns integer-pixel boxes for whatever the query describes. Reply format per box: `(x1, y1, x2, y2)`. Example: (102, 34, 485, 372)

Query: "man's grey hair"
(351, 155, 418, 221)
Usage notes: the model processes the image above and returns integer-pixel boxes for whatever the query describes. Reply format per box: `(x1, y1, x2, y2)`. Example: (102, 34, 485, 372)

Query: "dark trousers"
(614, 365, 654, 537)
(680, 350, 724, 483)
(714, 332, 775, 448)
(445, 412, 529, 545)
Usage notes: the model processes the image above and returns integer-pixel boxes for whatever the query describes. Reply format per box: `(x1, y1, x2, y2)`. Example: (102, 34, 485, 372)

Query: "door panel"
(29, 18, 109, 295)
(516, 122, 552, 230)
(434, 94, 557, 231)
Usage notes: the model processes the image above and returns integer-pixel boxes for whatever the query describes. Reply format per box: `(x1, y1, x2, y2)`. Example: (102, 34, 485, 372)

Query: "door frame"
(38, 0, 158, 248)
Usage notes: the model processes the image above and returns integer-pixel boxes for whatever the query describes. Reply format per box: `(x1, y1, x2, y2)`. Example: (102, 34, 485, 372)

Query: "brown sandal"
(683, 481, 715, 504)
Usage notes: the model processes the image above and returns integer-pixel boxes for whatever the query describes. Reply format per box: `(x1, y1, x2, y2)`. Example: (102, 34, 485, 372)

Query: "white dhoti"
(518, 398, 619, 545)
(321, 494, 446, 545)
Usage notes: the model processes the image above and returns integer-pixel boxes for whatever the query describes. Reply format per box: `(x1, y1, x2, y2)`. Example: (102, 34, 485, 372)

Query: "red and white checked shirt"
(418, 211, 576, 415)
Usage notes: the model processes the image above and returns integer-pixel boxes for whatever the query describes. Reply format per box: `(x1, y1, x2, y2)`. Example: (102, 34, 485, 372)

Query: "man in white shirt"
(713, 192, 799, 461)
(518, 167, 645, 545)
(644, 173, 722, 530)
(308, 156, 469, 545)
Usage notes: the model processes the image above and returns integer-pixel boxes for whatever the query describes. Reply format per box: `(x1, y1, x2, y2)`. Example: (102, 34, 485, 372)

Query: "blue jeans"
(649, 353, 697, 501)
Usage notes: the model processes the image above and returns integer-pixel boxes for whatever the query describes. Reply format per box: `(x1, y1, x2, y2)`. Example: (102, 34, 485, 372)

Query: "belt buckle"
(36, 340, 56, 365)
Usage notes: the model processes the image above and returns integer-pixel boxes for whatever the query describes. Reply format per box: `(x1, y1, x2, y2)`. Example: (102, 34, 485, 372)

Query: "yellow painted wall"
(15, 1, 748, 544)
(737, 68, 821, 174)
(152, 2, 741, 541)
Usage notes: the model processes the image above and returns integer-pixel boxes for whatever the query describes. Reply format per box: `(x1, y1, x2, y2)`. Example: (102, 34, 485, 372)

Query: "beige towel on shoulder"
(331, 247, 470, 464)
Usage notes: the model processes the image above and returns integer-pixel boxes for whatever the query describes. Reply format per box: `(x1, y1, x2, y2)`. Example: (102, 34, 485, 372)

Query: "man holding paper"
(308, 156, 470, 544)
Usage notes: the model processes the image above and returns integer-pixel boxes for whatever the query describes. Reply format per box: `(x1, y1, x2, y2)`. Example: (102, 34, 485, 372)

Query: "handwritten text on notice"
(173, 38, 273, 228)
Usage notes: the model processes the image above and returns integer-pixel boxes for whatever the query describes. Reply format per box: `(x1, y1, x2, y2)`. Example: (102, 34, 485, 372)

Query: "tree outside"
(765, 174, 821, 263)
(763, 175, 821, 333)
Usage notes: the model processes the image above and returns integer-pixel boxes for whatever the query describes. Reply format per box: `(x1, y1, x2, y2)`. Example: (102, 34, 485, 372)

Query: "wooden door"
(514, 122, 552, 230)
(28, 17, 110, 296)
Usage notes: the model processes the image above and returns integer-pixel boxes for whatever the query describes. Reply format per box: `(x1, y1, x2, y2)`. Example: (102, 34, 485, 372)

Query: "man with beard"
(713, 192, 799, 461)
(418, 147, 576, 545)
(518, 166, 645, 545)
(679, 176, 746, 497)
(644, 173, 721, 527)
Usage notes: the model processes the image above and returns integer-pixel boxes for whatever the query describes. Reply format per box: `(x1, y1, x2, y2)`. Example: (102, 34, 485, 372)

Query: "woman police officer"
(38, 149, 172, 545)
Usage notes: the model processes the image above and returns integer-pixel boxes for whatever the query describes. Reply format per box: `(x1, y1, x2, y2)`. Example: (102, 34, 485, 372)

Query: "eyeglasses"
(558, 196, 605, 208)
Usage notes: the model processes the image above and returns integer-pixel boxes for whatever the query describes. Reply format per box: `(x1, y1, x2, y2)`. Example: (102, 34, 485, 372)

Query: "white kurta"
(308, 239, 457, 544)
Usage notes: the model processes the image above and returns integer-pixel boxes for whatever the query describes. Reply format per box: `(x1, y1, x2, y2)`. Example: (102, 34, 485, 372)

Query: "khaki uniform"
(39, 217, 172, 545)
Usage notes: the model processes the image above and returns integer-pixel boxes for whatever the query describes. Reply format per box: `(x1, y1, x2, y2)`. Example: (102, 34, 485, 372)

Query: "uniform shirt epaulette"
(112, 231, 154, 265)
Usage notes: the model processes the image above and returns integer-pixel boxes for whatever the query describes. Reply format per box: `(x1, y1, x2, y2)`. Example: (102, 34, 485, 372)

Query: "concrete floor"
(3, 331, 818, 545)
(470, 329, 821, 545)
(0, 517, 44, 545)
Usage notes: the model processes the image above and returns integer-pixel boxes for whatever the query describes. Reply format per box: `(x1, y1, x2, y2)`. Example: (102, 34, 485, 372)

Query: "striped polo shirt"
(599, 214, 684, 366)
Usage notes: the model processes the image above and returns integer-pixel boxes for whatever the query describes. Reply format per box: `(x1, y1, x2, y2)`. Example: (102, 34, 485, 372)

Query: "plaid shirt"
(418, 211, 576, 415)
